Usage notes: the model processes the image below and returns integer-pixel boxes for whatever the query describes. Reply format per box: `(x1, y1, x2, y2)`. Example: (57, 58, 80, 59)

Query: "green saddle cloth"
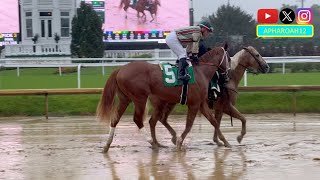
(160, 63, 196, 86)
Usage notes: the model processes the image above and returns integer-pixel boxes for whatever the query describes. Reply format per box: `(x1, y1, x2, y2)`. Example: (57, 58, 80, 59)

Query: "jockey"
(165, 21, 213, 81)
(131, 0, 137, 6)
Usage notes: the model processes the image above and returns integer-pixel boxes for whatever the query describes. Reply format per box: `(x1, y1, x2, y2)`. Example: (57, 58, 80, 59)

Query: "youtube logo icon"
(258, 9, 278, 23)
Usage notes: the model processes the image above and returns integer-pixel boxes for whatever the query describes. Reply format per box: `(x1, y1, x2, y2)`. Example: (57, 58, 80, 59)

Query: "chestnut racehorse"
(147, 46, 269, 148)
(96, 46, 230, 152)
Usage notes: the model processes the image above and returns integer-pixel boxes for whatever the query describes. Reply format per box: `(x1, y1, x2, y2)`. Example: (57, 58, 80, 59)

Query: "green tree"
(311, 4, 320, 38)
(203, 3, 256, 47)
(71, 2, 104, 58)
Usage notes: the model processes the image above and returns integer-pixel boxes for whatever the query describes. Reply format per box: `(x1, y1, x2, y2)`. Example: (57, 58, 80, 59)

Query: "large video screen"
(0, 0, 19, 46)
(104, 0, 189, 43)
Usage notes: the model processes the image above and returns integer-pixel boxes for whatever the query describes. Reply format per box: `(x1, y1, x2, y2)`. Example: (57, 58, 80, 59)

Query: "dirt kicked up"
(0, 114, 320, 180)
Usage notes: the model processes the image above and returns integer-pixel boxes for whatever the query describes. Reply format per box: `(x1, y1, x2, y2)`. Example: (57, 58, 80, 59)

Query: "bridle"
(199, 47, 230, 73)
(242, 47, 265, 72)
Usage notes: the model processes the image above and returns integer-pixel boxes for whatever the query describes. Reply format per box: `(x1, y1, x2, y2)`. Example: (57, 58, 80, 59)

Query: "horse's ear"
(223, 42, 228, 51)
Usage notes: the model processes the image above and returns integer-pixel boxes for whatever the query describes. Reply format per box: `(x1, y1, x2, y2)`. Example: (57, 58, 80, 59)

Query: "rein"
(198, 47, 229, 72)
(242, 47, 264, 71)
(238, 63, 247, 69)
(199, 61, 218, 67)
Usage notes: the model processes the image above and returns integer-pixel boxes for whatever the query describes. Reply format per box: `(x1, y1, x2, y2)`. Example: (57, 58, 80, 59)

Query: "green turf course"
(0, 67, 319, 116)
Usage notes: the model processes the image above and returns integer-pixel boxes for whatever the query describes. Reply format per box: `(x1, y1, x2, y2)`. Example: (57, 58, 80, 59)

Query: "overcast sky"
(192, 0, 320, 22)
(1, 0, 320, 33)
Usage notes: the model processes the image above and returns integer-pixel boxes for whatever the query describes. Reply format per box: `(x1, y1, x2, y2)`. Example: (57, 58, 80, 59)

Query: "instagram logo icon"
(296, 8, 312, 24)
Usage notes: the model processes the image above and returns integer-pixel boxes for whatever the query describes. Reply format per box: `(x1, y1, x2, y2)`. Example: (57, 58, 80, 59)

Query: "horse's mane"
(230, 49, 246, 70)
(199, 47, 223, 63)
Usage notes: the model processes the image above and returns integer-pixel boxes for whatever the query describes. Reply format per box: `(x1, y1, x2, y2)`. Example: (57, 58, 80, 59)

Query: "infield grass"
(0, 67, 319, 116)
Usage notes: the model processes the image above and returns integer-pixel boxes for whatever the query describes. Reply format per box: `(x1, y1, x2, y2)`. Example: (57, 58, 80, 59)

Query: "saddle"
(208, 72, 229, 109)
(159, 62, 196, 105)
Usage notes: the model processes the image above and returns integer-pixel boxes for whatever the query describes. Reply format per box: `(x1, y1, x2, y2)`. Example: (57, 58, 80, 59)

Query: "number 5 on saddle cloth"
(159, 62, 196, 105)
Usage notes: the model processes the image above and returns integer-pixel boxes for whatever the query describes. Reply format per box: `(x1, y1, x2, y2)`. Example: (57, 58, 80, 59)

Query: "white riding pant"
(165, 31, 187, 59)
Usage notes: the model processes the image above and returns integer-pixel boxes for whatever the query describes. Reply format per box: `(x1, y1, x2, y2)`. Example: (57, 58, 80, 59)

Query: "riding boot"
(178, 57, 190, 81)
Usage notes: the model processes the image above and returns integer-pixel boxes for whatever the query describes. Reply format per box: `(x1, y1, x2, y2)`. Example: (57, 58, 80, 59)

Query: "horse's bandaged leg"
(103, 127, 115, 153)
(107, 127, 115, 145)
(139, 127, 152, 144)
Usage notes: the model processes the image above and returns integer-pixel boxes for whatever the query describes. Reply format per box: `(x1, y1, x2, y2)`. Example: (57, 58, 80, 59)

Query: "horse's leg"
(176, 104, 199, 151)
(148, 102, 166, 149)
(150, 12, 154, 22)
(200, 102, 231, 147)
(133, 97, 153, 144)
(213, 107, 224, 146)
(124, 6, 129, 19)
(159, 103, 177, 145)
(224, 104, 247, 143)
(213, 97, 224, 146)
(148, 96, 176, 148)
(103, 91, 131, 153)
(142, 11, 147, 22)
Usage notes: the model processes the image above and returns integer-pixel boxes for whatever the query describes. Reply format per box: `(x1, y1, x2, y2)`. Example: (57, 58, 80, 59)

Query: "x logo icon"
(280, 8, 295, 24)
(282, 11, 292, 21)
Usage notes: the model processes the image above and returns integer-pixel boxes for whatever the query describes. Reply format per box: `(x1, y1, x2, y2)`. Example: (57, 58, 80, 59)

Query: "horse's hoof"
(237, 135, 243, 144)
(224, 143, 232, 148)
(171, 137, 177, 145)
(103, 145, 110, 153)
(151, 144, 159, 150)
(176, 137, 183, 151)
(151, 142, 166, 149)
(215, 141, 224, 147)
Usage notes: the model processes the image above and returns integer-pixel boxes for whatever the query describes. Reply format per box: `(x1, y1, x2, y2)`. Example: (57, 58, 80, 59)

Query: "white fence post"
(154, 49, 160, 63)
(59, 67, 62, 76)
(77, 64, 81, 89)
(17, 66, 20, 77)
(282, 63, 286, 74)
(102, 60, 105, 76)
(244, 70, 247, 86)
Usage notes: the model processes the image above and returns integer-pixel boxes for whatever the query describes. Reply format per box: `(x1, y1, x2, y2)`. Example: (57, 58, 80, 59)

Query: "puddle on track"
(0, 114, 320, 180)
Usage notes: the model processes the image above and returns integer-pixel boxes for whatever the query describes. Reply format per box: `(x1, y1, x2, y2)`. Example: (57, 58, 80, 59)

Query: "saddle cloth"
(159, 63, 196, 86)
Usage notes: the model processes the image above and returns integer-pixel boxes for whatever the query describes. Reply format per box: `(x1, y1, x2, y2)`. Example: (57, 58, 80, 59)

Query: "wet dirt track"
(0, 114, 320, 180)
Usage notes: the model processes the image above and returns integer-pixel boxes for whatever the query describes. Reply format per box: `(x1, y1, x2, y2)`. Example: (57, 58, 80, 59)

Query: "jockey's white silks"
(165, 32, 187, 59)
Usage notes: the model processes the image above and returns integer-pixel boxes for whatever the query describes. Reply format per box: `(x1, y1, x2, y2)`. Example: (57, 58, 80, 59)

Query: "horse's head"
(234, 46, 269, 73)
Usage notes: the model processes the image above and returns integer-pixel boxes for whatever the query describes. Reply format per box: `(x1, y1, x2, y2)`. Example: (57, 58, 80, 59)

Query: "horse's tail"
(119, 0, 124, 9)
(96, 68, 120, 124)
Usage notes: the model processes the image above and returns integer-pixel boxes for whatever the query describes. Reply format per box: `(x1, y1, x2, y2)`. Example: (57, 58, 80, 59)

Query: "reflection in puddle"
(0, 114, 319, 179)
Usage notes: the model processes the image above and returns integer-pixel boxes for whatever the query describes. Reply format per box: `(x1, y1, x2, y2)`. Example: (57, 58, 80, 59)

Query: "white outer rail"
(0, 56, 319, 87)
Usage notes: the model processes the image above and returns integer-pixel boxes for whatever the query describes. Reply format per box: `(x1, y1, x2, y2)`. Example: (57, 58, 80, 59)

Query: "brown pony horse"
(147, 46, 269, 148)
(119, 0, 160, 22)
(96, 46, 230, 152)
